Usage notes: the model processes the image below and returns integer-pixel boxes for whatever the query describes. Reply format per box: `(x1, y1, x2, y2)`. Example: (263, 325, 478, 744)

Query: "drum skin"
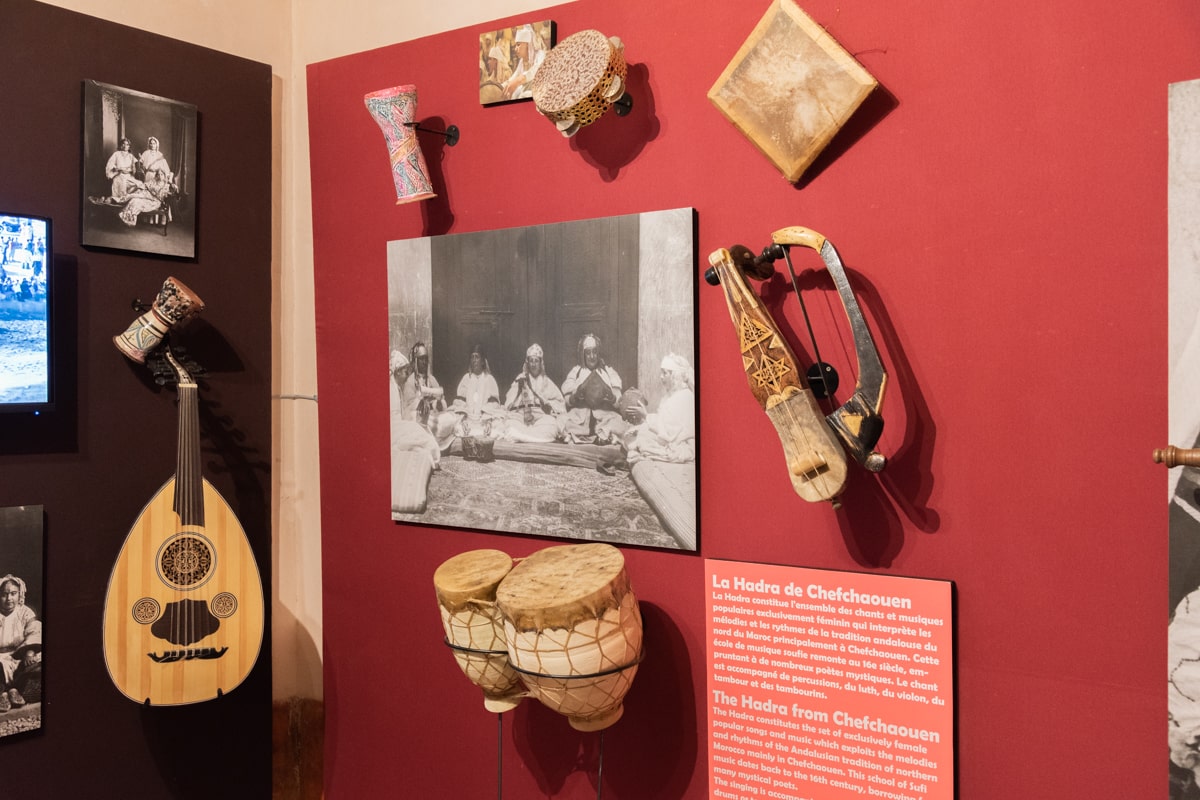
(495, 543, 643, 731)
(531, 30, 628, 137)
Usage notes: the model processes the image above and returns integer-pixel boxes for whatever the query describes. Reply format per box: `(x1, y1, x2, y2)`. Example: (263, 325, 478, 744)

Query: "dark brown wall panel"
(0, 2, 272, 796)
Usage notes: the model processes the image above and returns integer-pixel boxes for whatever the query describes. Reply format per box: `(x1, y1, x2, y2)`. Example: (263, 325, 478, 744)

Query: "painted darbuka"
(433, 549, 525, 712)
(364, 84, 436, 204)
(530, 30, 627, 138)
(495, 543, 642, 731)
(113, 276, 205, 363)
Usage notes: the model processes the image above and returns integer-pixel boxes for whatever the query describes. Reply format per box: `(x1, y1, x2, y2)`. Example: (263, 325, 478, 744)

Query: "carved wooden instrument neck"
(708, 247, 848, 504)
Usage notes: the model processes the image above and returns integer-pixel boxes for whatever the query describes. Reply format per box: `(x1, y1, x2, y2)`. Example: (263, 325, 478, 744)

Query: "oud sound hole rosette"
(157, 534, 214, 588)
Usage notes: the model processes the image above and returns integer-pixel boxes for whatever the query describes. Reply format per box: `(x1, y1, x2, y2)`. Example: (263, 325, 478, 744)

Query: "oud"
(103, 348, 264, 704)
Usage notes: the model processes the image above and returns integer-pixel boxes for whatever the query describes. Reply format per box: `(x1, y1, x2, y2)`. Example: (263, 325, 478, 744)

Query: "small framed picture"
(80, 80, 198, 258)
(708, 0, 877, 182)
(0, 505, 43, 738)
(478, 20, 555, 105)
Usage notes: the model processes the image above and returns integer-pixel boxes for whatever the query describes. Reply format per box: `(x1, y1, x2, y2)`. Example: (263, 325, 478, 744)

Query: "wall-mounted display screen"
(0, 213, 53, 413)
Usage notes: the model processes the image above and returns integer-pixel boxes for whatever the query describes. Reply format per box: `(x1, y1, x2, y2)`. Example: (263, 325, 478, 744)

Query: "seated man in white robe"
(502, 343, 565, 443)
(389, 349, 441, 470)
(400, 341, 458, 452)
(558, 333, 626, 444)
(451, 343, 506, 439)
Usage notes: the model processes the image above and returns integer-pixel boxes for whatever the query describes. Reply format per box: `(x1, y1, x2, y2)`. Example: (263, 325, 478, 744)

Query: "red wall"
(308, 1, 1200, 796)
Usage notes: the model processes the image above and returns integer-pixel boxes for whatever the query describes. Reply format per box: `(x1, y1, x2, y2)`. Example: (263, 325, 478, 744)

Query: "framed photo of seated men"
(80, 80, 197, 258)
(387, 207, 698, 551)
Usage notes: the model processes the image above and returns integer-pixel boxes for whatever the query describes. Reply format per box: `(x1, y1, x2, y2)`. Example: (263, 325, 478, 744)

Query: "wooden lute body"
(103, 349, 264, 705)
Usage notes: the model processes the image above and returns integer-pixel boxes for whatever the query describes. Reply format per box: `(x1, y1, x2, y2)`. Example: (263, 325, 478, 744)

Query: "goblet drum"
(364, 84, 436, 204)
(530, 30, 627, 138)
(433, 549, 525, 712)
(113, 276, 205, 363)
(495, 543, 642, 731)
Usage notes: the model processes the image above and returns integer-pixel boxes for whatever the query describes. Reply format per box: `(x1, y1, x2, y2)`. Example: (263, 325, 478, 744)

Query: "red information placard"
(706, 560, 953, 800)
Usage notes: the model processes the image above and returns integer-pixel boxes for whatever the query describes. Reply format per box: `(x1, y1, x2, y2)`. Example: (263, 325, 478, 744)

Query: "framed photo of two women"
(80, 80, 197, 258)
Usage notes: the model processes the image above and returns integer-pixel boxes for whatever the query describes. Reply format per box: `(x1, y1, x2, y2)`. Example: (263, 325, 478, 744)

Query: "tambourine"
(531, 29, 628, 138)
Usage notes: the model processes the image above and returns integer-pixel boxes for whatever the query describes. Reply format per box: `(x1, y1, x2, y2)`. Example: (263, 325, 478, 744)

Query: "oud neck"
(173, 379, 205, 527)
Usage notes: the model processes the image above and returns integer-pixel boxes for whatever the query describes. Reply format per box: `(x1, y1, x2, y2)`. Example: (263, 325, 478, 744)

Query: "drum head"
(434, 549, 513, 611)
(154, 276, 206, 324)
(496, 543, 629, 631)
(532, 30, 614, 115)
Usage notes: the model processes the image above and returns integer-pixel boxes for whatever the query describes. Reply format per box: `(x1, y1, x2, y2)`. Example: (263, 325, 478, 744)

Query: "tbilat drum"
(113, 276, 205, 363)
(495, 543, 642, 731)
(433, 549, 526, 712)
(479, 80, 506, 106)
(461, 436, 496, 462)
(530, 29, 627, 138)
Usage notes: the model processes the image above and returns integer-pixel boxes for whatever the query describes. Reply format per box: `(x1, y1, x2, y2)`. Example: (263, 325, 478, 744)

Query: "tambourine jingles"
(433, 549, 525, 712)
(495, 543, 642, 731)
(530, 30, 627, 138)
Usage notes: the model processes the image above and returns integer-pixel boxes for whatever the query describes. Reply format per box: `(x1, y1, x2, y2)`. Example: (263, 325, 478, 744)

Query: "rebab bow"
(705, 226, 888, 505)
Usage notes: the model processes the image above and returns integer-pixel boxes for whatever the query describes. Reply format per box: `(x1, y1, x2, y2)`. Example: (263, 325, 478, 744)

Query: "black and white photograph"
(1169, 78, 1200, 800)
(81, 80, 197, 258)
(0, 505, 43, 739)
(388, 207, 697, 551)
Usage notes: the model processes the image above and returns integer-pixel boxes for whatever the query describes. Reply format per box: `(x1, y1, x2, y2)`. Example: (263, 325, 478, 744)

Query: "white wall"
(39, 0, 573, 699)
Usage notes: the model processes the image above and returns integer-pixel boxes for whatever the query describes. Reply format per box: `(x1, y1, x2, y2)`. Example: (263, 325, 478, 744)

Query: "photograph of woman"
(81, 80, 197, 257)
(0, 505, 43, 738)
